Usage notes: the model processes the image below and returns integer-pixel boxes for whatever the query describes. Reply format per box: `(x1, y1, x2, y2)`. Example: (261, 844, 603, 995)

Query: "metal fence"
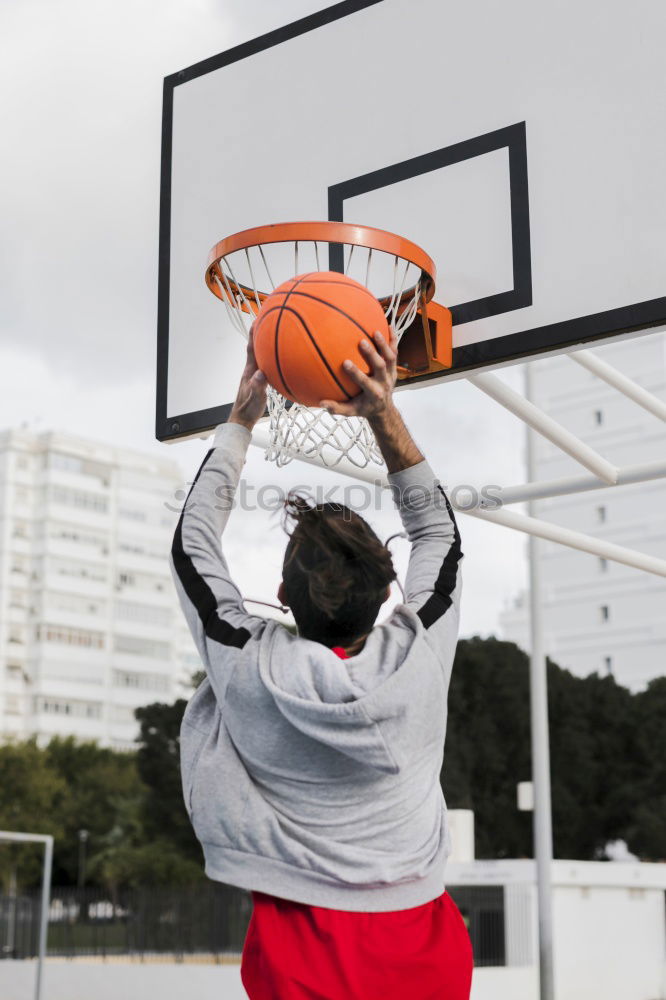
(0, 883, 528, 967)
(1, 884, 252, 961)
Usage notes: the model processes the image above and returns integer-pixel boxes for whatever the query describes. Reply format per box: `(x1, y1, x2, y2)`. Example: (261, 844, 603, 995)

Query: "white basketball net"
(209, 239, 427, 468)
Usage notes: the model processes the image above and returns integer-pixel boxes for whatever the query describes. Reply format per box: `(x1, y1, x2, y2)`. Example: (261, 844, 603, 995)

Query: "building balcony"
(8, 537, 31, 555)
(39, 538, 110, 561)
(42, 572, 110, 597)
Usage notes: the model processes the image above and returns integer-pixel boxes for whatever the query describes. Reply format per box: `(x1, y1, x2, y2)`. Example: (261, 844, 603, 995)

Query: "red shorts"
(241, 889, 473, 1000)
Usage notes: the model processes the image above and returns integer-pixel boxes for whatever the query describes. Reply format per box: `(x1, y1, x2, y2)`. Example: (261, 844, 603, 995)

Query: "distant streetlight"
(77, 829, 89, 889)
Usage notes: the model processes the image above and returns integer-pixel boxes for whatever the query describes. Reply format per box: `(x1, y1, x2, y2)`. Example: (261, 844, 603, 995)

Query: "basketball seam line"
(273, 275, 312, 400)
(291, 309, 354, 401)
(268, 289, 384, 338)
(261, 304, 354, 402)
(270, 277, 381, 304)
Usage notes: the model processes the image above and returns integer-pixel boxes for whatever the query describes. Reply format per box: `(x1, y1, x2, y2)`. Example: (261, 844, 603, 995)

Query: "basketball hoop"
(206, 222, 451, 468)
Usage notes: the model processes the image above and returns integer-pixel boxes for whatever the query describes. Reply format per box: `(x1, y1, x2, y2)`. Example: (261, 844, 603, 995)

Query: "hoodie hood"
(256, 608, 426, 773)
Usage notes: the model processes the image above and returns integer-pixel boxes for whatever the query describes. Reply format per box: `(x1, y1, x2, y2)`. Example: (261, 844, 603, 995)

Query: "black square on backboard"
(328, 121, 532, 330)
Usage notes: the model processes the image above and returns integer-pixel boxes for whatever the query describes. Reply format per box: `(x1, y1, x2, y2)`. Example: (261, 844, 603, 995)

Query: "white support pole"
(570, 349, 666, 421)
(479, 459, 666, 508)
(524, 362, 555, 1000)
(250, 431, 666, 576)
(468, 370, 618, 484)
(466, 506, 666, 577)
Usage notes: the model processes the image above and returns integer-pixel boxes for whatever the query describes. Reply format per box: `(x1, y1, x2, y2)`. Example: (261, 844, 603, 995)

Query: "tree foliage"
(0, 739, 67, 887)
(42, 737, 143, 885)
(134, 700, 202, 863)
(443, 638, 663, 862)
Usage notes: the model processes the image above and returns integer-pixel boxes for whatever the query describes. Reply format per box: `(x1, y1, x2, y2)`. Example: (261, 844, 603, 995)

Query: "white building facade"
(500, 332, 666, 691)
(0, 427, 198, 749)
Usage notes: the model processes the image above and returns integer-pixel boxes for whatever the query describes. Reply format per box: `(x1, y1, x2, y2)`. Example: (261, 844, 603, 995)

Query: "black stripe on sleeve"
(171, 449, 251, 650)
(416, 487, 463, 630)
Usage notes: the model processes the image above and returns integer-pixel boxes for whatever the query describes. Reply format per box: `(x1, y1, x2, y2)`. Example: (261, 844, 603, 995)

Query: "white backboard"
(157, 0, 666, 441)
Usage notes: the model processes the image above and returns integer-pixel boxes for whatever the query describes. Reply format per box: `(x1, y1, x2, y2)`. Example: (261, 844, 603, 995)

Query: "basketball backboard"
(156, 0, 666, 443)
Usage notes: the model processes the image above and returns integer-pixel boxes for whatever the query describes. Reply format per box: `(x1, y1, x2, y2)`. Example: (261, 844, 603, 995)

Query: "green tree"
(547, 667, 637, 859)
(0, 740, 66, 888)
(443, 637, 532, 858)
(43, 737, 143, 886)
(444, 637, 661, 862)
(134, 701, 202, 863)
(626, 677, 666, 859)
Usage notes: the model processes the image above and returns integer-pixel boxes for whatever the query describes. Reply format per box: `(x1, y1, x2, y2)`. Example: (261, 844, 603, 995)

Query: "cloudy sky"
(0, 0, 529, 638)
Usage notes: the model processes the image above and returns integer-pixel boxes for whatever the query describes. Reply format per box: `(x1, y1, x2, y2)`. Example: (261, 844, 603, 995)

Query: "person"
(170, 326, 472, 999)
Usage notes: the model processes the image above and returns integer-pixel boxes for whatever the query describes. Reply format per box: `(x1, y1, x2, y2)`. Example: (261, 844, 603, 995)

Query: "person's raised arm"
(169, 334, 268, 694)
(320, 327, 463, 638)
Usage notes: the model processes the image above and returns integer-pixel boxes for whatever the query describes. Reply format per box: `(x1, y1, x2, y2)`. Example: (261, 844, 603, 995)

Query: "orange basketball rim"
(205, 221, 452, 380)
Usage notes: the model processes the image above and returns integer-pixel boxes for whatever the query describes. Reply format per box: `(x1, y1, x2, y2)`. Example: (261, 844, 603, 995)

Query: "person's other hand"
(319, 327, 398, 420)
(228, 328, 268, 430)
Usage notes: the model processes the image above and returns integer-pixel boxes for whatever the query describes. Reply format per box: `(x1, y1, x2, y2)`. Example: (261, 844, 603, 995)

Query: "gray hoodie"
(170, 421, 463, 912)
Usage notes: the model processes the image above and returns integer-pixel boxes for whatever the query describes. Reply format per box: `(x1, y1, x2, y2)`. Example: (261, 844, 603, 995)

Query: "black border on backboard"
(156, 0, 666, 441)
(328, 122, 533, 327)
(156, 0, 386, 442)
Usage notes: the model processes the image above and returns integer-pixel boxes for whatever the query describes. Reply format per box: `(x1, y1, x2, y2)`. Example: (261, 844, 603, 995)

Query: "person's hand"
(319, 327, 398, 421)
(228, 328, 268, 431)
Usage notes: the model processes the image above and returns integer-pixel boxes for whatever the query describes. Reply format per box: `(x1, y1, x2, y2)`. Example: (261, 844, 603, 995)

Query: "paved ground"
(0, 959, 250, 1000)
(0, 958, 537, 999)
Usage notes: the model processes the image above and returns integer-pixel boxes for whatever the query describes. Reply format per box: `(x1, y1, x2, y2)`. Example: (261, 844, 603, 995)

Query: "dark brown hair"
(282, 492, 396, 646)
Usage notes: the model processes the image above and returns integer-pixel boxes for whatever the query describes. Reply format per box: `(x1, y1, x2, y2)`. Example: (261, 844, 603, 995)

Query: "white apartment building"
(500, 331, 666, 691)
(0, 427, 200, 749)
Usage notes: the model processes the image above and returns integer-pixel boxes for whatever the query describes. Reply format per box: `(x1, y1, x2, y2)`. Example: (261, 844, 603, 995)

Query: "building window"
(46, 592, 106, 617)
(115, 601, 172, 626)
(600, 605, 610, 622)
(598, 557, 608, 572)
(116, 570, 169, 593)
(594, 410, 603, 426)
(114, 635, 170, 659)
(54, 559, 107, 583)
(36, 697, 101, 719)
(51, 525, 108, 550)
(604, 656, 613, 676)
(119, 508, 147, 522)
(119, 541, 143, 556)
(112, 669, 169, 692)
(50, 453, 83, 474)
(50, 484, 108, 514)
(111, 705, 138, 725)
(37, 624, 105, 649)
(596, 505, 607, 524)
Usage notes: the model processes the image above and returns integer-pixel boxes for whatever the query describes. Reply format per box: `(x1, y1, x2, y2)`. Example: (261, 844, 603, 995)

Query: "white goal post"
(0, 831, 53, 1000)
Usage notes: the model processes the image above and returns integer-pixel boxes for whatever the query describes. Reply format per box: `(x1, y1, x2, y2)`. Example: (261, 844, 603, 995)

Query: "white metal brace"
(250, 346, 666, 578)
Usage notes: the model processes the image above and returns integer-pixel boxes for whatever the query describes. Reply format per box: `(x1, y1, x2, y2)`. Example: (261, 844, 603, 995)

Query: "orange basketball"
(252, 271, 390, 407)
